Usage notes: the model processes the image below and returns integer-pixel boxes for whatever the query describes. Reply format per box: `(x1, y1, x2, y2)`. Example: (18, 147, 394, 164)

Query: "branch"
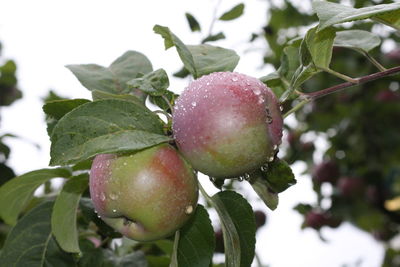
(302, 65, 400, 100)
(284, 66, 400, 118)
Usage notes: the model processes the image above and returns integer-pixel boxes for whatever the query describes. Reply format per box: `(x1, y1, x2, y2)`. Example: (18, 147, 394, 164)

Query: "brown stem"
(302, 66, 400, 100)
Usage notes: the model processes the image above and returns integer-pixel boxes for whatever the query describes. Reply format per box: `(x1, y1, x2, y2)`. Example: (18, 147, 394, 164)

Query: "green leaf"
(260, 72, 287, 99)
(177, 205, 215, 267)
(219, 3, 245, 21)
(290, 64, 320, 91)
(262, 159, 296, 193)
(127, 69, 169, 96)
(91, 89, 145, 105)
(153, 25, 197, 78)
(0, 163, 15, 186)
(334, 30, 381, 53)
(149, 89, 178, 113)
(50, 99, 171, 166)
(212, 191, 256, 267)
(43, 99, 91, 136)
(313, 1, 400, 31)
(0, 168, 71, 225)
(0, 201, 76, 267)
(305, 26, 336, 69)
(201, 32, 226, 43)
(249, 177, 279, 210)
(66, 51, 153, 96)
(52, 174, 89, 253)
(187, 44, 240, 78)
(185, 13, 201, 32)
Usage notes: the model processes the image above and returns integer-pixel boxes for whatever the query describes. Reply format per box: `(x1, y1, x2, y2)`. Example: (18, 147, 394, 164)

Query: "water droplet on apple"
(268, 156, 275, 162)
(191, 102, 197, 107)
(100, 192, 106, 201)
(231, 77, 238, 82)
(261, 164, 268, 172)
(109, 192, 118, 200)
(112, 209, 117, 213)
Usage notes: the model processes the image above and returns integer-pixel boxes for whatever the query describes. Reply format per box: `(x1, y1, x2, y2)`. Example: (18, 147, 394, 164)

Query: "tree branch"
(302, 65, 400, 100)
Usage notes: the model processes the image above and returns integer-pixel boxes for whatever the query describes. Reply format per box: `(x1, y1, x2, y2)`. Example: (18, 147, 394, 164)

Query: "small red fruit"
(312, 160, 340, 184)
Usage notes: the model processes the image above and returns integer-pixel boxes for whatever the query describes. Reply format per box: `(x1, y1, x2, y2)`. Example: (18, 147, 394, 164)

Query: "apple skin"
(89, 144, 199, 242)
(172, 72, 283, 178)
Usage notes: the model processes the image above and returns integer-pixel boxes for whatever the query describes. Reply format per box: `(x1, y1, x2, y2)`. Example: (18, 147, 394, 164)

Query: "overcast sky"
(0, 0, 385, 266)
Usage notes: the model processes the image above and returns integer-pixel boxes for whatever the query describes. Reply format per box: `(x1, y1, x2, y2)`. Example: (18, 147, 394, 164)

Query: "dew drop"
(273, 145, 278, 151)
(232, 77, 238, 82)
(261, 164, 268, 172)
(97, 215, 101, 218)
(266, 116, 273, 124)
(254, 88, 261, 95)
(238, 176, 244, 182)
(112, 209, 117, 213)
(279, 105, 284, 112)
(268, 156, 275, 162)
(244, 173, 250, 181)
(123, 162, 127, 166)
(209, 177, 216, 183)
(191, 102, 197, 107)
(185, 205, 194, 215)
(100, 192, 106, 201)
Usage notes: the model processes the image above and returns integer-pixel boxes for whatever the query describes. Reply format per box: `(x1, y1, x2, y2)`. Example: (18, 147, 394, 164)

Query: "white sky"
(0, 0, 385, 266)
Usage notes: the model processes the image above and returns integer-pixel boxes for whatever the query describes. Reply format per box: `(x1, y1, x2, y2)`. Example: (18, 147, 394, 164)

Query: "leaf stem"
(319, 67, 359, 84)
(302, 65, 400, 100)
(169, 231, 180, 267)
(207, 0, 223, 37)
(283, 99, 311, 118)
(363, 51, 387, 72)
(161, 95, 174, 113)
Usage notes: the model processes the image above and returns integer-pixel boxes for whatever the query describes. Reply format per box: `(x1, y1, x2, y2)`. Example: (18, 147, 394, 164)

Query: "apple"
(337, 176, 364, 198)
(172, 72, 283, 178)
(89, 144, 199, 242)
(312, 160, 340, 184)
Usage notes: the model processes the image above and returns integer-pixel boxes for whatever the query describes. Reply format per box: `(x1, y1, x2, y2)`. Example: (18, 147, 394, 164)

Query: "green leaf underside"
(313, 1, 400, 31)
(334, 30, 381, 53)
(153, 25, 197, 78)
(250, 179, 279, 210)
(305, 26, 336, 69)
(50, 99, 171, 166)
(177, 205, 215, 267)
(0, 201, 76, 267)
(219, 3, 245, 21)
(52, 174, 89, 253)
(212, 191, 256, 267)
(154, 25, 239, 79)
(0, 168, 71, 225)
(202, 32, 226, 43)
(66, 50, 153, 94)
(187, 45, 240, 78)
(185, 13, 201, 32)
(127, 69, 170, 96)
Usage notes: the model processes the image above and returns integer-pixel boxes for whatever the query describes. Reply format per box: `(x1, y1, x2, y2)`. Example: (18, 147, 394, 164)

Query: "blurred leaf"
(374, 9, 400, 30)
(52, 174, 89, 253)
(185, 13, 201, 32)
(202, 32, 226, 43)
(305, 26, 336, 69)
(334, 30, 381, 53)
(147, 255, 170, 267)
(0, 201, 76, 267)
(43, 99, 91, 136)
(187, 44, 240, 77)
(293, 203, 313, 215)
(127, 69, 169, 96)
(154, 25, 197, 78)
(219, 3, 245, 21)
(66, 51, 152, 97)
(313, 1, 400, 31)
(211, 191, 256, 267)
(0, 139, 11, 159)
(50, 99, 170, 166)
(260, 72, 287, 99)
(0, 60, 21, 106)
(290, 64, 320, 91)
(0, 168, 71, 225)
(177, 205, 215, 267)
(0, 163, 15, 186)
